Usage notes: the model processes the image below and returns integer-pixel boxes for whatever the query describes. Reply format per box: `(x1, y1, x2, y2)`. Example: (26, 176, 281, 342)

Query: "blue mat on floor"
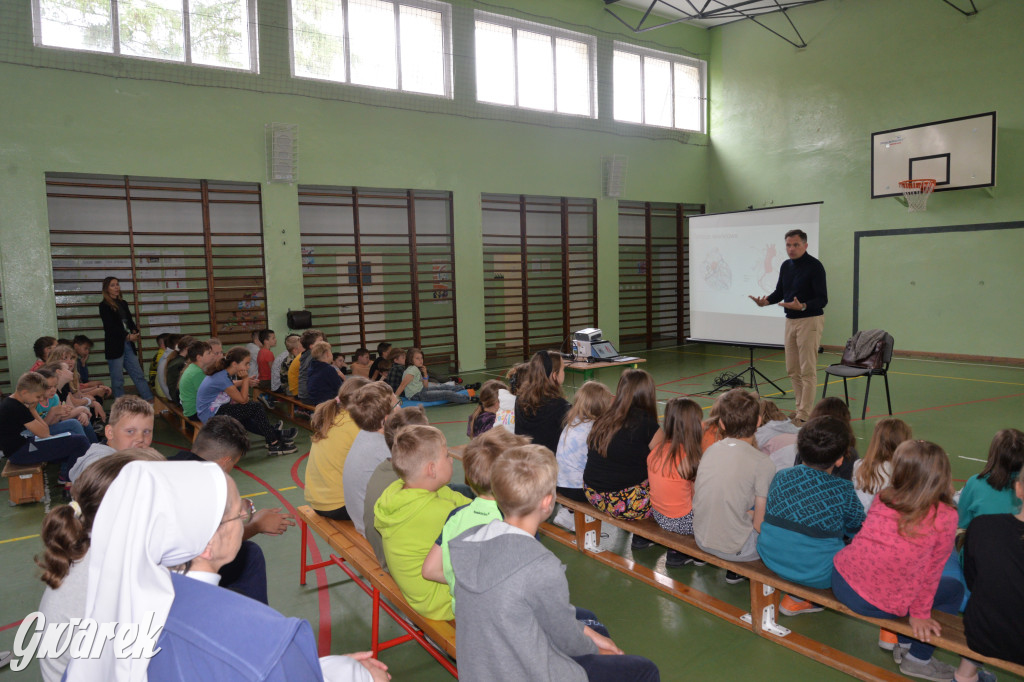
(400, 390, 470, 408)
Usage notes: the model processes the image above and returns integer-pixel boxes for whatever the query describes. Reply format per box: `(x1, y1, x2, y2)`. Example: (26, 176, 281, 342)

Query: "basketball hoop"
(898, 179, 936, 212)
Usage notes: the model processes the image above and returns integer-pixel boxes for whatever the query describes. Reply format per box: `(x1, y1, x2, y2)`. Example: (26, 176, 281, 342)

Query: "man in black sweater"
(749, 229, 827, 424)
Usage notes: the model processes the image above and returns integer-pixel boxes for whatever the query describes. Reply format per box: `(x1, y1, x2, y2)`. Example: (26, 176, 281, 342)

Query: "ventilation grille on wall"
(603, 155, 627, 198)
(266, 123, 298, 183)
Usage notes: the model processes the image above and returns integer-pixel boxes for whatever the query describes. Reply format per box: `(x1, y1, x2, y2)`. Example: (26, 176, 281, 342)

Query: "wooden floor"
(2, 342, 1022, 681)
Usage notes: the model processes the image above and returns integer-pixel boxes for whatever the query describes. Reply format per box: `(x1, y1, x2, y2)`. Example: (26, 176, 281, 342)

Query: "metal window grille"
(298, 186, 458, 375)
(482, 194, 597, 368)
(618, 201, 704, 352)
(0, 283, 10, 394)
(46, 174, 267, 382)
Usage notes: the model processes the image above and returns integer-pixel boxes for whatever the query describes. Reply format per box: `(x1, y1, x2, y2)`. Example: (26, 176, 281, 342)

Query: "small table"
(564, 357, 647, 382)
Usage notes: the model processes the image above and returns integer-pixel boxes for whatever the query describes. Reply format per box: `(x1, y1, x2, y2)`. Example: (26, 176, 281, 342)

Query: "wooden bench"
(152, 396, 201, 443)
(252, 388, 314, 431)
(296, 505, 457, 677)
(2, 460, 47, 506)
(544, 495, 1024, 682)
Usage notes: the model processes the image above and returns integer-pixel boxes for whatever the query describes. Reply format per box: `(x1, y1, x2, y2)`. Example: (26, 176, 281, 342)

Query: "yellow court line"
(278, 486, 297, 491)
(241, 491, 268, 498)
(888, 371, 1024, 388)
(0, 534, 40, 545)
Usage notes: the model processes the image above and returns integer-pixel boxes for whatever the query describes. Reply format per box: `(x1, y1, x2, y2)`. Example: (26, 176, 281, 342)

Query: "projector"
(572, 328, 603, 359)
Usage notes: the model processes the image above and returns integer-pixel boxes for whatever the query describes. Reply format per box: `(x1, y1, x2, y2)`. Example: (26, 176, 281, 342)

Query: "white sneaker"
(553, 507, 575, 532)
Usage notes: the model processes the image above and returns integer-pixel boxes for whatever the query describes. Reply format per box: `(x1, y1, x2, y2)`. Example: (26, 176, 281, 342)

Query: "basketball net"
(898, 179, 936, 212)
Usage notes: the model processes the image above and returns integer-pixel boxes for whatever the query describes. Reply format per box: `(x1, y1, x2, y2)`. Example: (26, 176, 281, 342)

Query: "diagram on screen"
(703, 248, 733, 291)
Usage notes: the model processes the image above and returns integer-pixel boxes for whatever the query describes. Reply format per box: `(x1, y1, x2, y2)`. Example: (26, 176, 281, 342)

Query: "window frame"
(288, 0, 454, 99)
(613, 41, 707, 133)
(473, 10, 598, 119)
(31, 0, 260, 72)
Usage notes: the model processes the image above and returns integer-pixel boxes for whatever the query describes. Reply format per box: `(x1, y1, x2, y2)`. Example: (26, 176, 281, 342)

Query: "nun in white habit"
(63, 461, 388, 682)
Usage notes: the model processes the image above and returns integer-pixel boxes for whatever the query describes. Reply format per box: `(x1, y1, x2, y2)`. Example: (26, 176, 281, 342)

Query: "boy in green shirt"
(422, 427, 530, 607)
(373, 425, 469, 621)
(178, 340, 215, 420)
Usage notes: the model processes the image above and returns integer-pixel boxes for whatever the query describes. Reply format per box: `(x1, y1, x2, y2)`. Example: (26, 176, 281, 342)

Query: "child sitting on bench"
(0, 372, 90, 487)
(373, 425, 469, 620)
(422, 426, 529, 606)
(832, 440, 967, 682)
(757, 416, 865, 615)
(449, 444, 660, 682)
(693, 389, 776, 575)
(647, 397, 706, 567)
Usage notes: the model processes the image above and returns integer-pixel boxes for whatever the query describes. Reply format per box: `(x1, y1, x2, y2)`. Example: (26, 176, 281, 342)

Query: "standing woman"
(98, 277, 153, 400)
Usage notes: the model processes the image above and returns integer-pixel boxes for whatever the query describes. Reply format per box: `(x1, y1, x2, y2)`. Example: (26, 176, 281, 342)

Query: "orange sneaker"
(779, 594, 823, 616)
(878, 628, 899, 651)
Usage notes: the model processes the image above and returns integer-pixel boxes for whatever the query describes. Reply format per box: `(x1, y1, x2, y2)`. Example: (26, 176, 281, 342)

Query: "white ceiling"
(607, 0, 826, 28)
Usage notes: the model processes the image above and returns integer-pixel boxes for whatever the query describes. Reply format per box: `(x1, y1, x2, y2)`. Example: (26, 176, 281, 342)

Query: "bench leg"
(573, 511, 603, 554)
(371, 587, 382, 657)
(300, 520, 309, 586)
(743, 581, 791, 638)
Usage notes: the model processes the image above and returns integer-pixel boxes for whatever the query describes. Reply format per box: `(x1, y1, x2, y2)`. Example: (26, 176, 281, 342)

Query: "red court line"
(0, 619, 24, 633)
(234, 460, 333, 656)
(858, 392, 1024, 422)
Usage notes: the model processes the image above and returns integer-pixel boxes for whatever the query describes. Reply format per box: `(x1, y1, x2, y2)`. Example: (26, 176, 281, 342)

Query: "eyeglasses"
(221, 498, 255, 526)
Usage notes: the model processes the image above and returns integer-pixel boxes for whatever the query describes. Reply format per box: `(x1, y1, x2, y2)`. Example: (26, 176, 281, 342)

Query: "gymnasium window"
(32, 0, 258, 71)
(298, 186, 459, 375)
(46, 174, 267, 382)
(613, 42, 706, 132)
(482, 194, 597, 368)
(474, 12, 596, 118)
(618, 201, 704, 352)
(291, 0, 453, 98)
(0, 284, 10, 394)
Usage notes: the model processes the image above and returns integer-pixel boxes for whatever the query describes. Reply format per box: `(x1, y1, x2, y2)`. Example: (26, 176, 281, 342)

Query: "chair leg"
(822, 374, 829, 398)
(884, 373, 892, 415)
(842, 377, 849, 406)
(862, 374, 873, 421)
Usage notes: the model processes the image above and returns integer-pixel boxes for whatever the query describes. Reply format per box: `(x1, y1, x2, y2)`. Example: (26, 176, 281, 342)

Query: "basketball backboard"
(871, 111, 996, 199)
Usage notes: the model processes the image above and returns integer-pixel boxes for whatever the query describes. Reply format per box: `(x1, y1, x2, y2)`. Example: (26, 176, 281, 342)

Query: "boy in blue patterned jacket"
(757, 416, 866, 614)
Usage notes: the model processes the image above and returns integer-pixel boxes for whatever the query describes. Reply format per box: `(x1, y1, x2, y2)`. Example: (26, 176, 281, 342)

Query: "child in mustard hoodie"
(373, 424, 469, 621)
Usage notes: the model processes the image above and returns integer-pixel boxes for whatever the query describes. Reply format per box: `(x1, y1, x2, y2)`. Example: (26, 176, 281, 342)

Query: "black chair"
(822, 332, 894, 420)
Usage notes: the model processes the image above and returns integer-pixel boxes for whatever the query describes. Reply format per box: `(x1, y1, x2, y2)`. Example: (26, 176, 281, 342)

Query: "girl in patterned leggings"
(582, 370, 664, 532)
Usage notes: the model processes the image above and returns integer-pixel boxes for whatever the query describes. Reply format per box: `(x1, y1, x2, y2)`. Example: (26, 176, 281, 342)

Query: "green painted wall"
(0, 0, 709, 374)
(708, 0, 1024, 358)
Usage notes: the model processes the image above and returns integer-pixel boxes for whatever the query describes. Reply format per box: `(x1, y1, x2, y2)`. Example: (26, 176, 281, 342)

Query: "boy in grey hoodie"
(449, 444, 660, 682)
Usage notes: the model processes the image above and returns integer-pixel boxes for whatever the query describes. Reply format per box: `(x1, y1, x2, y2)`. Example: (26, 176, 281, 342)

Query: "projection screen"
(687, 203, 821, 347)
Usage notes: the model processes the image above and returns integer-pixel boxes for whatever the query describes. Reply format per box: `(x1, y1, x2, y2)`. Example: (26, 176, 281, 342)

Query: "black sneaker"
(268, 441, 298, 456)
(280, 426, 298, 441)
(666, 550, 706, 567)
(725, 570, 747, 584)
(630, 535, 655, 550)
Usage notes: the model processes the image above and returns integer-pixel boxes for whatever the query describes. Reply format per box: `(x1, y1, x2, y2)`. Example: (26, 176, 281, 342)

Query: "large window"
(291, 0, 452, 98)
(618, 201, 704, 352)
(32, 0, 258, 71)
(298, 186, 459, 374)
(482, 194, 597, 368)
(475, 12, 595, 118)
(47, 174, 267, 382)
(613, 42, 705, 132)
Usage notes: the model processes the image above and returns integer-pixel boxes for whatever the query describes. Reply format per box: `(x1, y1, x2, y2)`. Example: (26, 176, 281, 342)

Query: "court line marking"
(0, 533, 40, 545)
(888, 370, 1024, 387)
(958, 456, 987, 463)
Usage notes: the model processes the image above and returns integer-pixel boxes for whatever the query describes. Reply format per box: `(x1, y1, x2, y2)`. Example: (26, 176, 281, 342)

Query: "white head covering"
(66, 461, 228, 682)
